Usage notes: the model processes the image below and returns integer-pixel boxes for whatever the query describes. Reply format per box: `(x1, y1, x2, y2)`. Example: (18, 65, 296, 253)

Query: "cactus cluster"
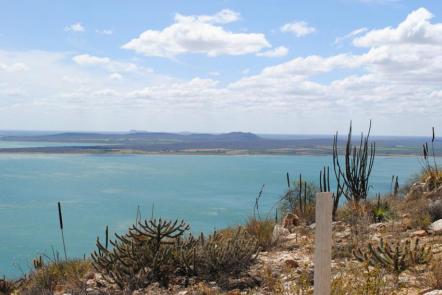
(353, 238, 432, 274)
(91, 218, 259, 291)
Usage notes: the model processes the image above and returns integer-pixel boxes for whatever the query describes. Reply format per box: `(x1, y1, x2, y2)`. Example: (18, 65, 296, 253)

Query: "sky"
(0, 0, 441, 135)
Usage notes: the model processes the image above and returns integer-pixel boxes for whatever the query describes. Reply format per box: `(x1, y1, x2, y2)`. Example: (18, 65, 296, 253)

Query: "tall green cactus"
(332, 121, 375, 204)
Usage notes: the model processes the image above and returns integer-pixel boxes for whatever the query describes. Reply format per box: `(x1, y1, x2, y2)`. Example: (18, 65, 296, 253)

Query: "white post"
(313, 192, 333, 295)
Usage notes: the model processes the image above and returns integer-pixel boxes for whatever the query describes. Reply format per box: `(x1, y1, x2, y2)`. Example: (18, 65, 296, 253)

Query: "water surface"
(0, 153, 423, 277)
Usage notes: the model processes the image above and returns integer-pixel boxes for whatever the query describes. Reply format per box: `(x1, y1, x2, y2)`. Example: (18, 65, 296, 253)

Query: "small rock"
(272, 224, 290, 243)
(283, 213, 300, 229)
(430, 219, 442, 234)
(177, 291, 188, 295)
(410, 229, 427, 237)
(423, 291, 442, 295)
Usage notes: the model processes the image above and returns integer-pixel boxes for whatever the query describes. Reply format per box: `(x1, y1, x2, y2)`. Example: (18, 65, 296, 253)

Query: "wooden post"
(314, 192, 333, 295)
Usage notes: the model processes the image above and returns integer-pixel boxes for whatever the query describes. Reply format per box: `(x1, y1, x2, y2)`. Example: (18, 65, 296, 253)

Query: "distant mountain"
(0, 131, 438, 156)
(0, 131, 261, 143)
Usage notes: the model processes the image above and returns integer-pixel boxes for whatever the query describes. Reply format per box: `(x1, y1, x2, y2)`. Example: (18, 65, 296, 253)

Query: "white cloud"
(281, 21, 316, 37)
(122, 9, 270, 58)
(175, 9, 240, 24)
(334, 27, 368, 45)
(96, 29, 113, 35)
(109, 73, 123, 80)
(65, 22, 85, 32)
(0, 62, 29, 72)
(72, 54, 152, 74)
(1, 7, 442, 134)
(353, 7, 442, 47)
(73, 54, 110, 65)
(256, 46, 288, 57)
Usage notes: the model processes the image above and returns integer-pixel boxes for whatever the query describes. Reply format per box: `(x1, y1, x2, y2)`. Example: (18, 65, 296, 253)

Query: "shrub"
(279, 179, 317, 224)
(245, 217, 274, 250)
(196, 227, 259, 278)
(370, 195, 394, 223)
(420, 169, 442, 192)
(20, 259, 90, 295)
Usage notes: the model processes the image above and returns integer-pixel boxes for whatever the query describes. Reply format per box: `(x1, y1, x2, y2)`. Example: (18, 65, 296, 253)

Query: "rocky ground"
(68, 215, 442, 295)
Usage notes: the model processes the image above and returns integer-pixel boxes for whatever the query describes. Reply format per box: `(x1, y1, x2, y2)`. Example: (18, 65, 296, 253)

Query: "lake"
(0, 152, 423, 277)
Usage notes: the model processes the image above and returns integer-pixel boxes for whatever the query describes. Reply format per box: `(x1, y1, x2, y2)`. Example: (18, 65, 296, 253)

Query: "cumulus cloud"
(65, 22, 85, 32)
(1, 7, 442, 134)
(353, 7, 442, 47)
(256, 46, 288, 57)
(281, 21, 316, 37)
(122, 9, 270, 57)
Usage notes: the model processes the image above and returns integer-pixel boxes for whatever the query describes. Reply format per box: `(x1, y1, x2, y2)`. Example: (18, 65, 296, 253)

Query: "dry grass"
(20, 259, 91, 294)
(332, 262, 398, 295)
(245, 217, 275, 250)
(421, 170, 442, 191)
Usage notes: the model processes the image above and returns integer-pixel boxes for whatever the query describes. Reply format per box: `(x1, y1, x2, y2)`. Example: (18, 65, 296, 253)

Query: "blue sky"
(0, 0, 441, 135)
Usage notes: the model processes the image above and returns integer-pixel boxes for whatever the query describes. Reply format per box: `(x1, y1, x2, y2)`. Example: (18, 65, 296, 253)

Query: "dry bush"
(402, 197, 433, 230)
(20, 259, 91, 295)
(279, 180, 317, 225)
(332, 262, 398, 295)
(259, 265, 284, 294)
(336, 201, 372, 249)
(196, 228, 259, 279)
(421, 170, 442, 192)
(245, 218, 275, 250)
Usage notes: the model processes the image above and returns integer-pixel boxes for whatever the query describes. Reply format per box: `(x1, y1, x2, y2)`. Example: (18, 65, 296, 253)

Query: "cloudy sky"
(0, 0, 441, 135)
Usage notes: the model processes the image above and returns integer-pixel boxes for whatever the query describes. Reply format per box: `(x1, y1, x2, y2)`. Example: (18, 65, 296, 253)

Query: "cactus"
(32, 255, 44, 270)
(333, 121, 375, 204)
(353, 238, 432, 274)
(92, 218, 259, 290)
(320, 165, 344, 220)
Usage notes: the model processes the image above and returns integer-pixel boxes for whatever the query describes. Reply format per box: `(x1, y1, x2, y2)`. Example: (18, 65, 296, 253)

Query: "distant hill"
(0, 131, 439, 156)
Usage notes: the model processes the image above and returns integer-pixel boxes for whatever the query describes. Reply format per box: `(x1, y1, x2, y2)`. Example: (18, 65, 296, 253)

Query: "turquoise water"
(0, 153, 422, 277)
